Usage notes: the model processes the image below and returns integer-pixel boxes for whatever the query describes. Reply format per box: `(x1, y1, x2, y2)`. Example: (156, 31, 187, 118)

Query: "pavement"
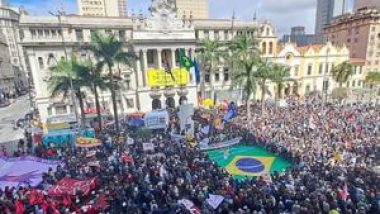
(0, 96, 31, 147)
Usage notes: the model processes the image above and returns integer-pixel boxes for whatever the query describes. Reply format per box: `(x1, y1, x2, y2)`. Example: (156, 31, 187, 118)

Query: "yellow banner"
(45, 122, 70, 130)
(148, 68, 189, 87)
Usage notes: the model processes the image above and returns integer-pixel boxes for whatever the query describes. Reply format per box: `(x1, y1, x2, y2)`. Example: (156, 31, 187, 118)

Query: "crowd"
(0, 95, 379, 214)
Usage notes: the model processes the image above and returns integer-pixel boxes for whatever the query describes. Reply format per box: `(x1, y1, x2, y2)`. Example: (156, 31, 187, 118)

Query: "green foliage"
(332, 87, 349, 101)
(270, 63, 291, 99)
(365, 72, 380, 84)
(331, 61, 354, 88)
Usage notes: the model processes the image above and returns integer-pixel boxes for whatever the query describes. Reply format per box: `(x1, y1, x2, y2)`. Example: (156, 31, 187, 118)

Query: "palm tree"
(229, 33, 259, 60)
(231, 56, 261, 120)
(48, 56, 89, 126)
(365, 71, 380, 103)
(83, 59, 111, 131)
(270, 63, 291, 105)
(331, 61, 354, 88)
(255, 59, 273, 113)
(90, 32, 135, 133)
(197, 39, 222, 101)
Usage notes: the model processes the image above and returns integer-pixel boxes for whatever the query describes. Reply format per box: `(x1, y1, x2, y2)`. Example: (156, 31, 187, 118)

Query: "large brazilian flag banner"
(208, 145, 291, 180)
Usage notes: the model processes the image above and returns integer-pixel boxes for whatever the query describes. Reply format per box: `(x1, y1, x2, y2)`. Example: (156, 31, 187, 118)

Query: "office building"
(175, 0, 209, 19)
(325, 7, 380, 74)
(78, 0, 127, 17)
(282, 26, 324, 46)
(354, 0, 380, 10)
(315, 0, 349, 35)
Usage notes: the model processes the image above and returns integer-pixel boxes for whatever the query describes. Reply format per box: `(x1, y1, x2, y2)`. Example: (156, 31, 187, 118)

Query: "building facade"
(78, 0, 127, 17)
(18, 0, 361, 123)
(175, 0, 209, 19)
(315, 0, 349, 36)
(0, 31, 16, 103)
(0, 2, 27, 93)
(324, 7, 380, 73)
(282, 26, 324, 46)
(354, 0, 380, 10)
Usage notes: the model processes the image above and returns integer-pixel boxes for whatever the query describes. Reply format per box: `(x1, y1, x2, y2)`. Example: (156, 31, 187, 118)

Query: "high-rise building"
(354, 0, 380, 10)
(78, 0, 127, 17)
(0, 0, 8, 7)
(282, 26, 324, 46)
(315, 0, 349, 35)
(324, 7, 380, 73)
(175, 0, 209, 19)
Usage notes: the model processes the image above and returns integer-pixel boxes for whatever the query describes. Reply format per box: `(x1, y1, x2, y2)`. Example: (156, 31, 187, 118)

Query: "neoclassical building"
(18, 0, 362, 123)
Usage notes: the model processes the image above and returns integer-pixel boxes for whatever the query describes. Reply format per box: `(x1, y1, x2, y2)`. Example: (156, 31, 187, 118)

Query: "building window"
(224, 30, 228, 40)
(204, 30, 209, 39)
(30, 29, 36, 38)
(305, 85, 310, 93)
(119, 30, 125, 41)
(38, 57, 44, 69)
(105, 29, 112, 35)
(55, 106, 67, 115)
(126, 98, 134, 108)
(352, 80, 356, 87)
(147, 51, 154, 64)
(223, 68, 229, 81)
(294, 65, 299, 76)
(319, 63, 323, 74)
(195, 30, 199, 39)
(307, 64, 312, 75)
(47, 107, 52, 116)
(214, 30, 219, 40)
(205, 72, 210, 83)
(269, 42, 273, 54)
(75, 29, 83, 42)
(215, 73, 220, 82)
(262, 42, 267, 54)
(358, 80, 362, 87)
(325, 63, 329, 74)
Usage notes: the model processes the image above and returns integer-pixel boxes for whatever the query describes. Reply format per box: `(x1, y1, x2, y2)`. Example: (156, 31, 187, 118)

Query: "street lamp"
(49, 10, 80, 128)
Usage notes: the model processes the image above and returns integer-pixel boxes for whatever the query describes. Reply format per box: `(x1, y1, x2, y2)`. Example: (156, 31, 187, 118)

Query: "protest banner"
(143, 143, 154, 152)
(206, 194, 224, 209)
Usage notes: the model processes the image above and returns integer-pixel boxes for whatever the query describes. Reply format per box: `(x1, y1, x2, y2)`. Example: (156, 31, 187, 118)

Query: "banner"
(48, 177, 96, 196)
(178, 199, 201, 214)
(143, 143, 154, 152)
(207, 194, 224, 209)
(76, 137, 101, 148)
(0, 156, 61, 189)
(147, 68, 189, 87)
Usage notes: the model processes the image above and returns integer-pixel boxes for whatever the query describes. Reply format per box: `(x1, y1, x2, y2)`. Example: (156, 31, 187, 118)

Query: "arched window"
(38, 57, 44, 69)
(269, 42, 273, 54)
(266, 27, 270, 36)
(262, 42, 267, 54)
(47, 53, 55, 66)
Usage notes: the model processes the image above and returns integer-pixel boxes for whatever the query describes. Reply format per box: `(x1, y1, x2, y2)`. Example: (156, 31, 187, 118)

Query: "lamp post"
(49, 10, 80, 128)
(321, 45, 330, 116)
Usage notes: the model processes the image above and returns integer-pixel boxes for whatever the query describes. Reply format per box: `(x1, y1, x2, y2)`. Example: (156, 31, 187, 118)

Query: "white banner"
(178, 199, 201, 214)
(127, 137, 134, 145)
(207, 194, 224, 209)
(143, 143, 154, 152)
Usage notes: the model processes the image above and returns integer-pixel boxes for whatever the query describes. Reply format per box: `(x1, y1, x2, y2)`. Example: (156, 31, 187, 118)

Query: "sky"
(9, 0, 355, 35)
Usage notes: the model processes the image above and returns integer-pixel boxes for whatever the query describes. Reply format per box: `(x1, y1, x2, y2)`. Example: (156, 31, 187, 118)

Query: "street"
(0, 96, 31, 145)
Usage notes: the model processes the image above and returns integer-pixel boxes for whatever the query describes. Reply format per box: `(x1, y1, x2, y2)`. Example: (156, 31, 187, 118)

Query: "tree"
(229, 33, 260, 120)
(84, 59, 111, 131)
(331, 61, 354, 88)
(270, 63, 291, 104)
(255, 59, 273, 113)
(90, 32, 135, 134)
(365, 71, 380, 102)
(48, 56, 89, 126)
(197, 39, 223, 101)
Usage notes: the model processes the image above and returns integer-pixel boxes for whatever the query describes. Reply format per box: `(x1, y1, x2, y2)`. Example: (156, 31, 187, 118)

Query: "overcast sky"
(10, 0, 354, 35)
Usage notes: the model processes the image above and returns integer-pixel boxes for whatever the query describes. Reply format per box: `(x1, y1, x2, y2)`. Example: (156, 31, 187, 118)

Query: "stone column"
(135, 50, 142, 87)
(157, 49, 162, 69)
(171, 48, 176, 68)
(142, 49, 148, 87)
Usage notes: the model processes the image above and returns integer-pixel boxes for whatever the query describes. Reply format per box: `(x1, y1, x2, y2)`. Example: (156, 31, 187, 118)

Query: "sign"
(48, 177, 96, 196)
(76, 137, 101, 148)
(199, 137, 242, 151)
(207, 194, 224, 209)
(144, 110, 169, 130)
(147, 68, 189, 87)
(143, 143, 154, 152)
(178, 199, 201, 214)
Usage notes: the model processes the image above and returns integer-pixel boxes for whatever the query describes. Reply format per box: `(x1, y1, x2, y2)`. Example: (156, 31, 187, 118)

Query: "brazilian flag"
(179, 49, 194, 71)
(208, 145, 291, 181)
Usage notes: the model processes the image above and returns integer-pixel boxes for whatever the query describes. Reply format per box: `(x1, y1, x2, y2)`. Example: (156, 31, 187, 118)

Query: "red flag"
(29, 190, 37, 205)
(15, 200, 25, 214)
(339, 183, 349, 201)
(94, 194, 108, 211)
